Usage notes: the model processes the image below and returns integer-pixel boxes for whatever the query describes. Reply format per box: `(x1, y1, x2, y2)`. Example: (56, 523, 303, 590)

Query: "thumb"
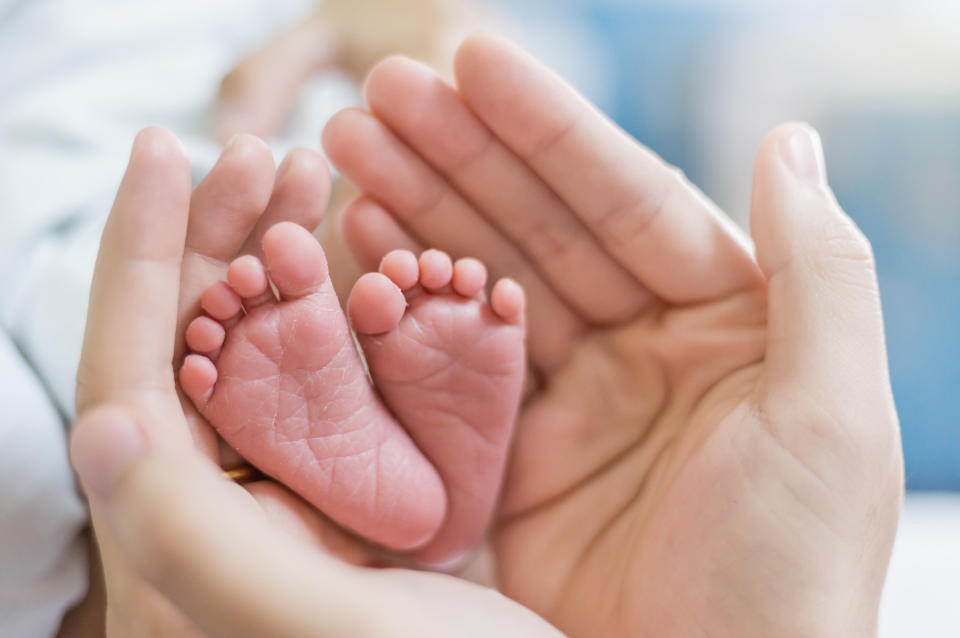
(750, 123, 895, 429)
(70, 406, 373, 638)
(70, 406, 564, 638)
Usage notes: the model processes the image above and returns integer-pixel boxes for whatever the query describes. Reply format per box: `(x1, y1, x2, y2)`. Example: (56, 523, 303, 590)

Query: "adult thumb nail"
(780, 125, 827, 187)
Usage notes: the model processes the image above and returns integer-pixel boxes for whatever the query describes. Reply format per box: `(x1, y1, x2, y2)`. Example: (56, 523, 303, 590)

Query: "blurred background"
(0, 0, 956, 636)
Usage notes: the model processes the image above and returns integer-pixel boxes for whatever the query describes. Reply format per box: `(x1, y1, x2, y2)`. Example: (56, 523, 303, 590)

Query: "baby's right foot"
(348, 249, 526, 565)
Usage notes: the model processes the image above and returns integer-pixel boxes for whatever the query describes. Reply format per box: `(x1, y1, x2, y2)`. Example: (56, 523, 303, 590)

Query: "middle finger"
(324, 109, 584, 372)
(362, 56, 653, 322)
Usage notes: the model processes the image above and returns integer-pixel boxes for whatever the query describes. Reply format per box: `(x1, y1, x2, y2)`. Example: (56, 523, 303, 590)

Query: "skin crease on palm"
(320, 34, 905, 638)
(67, 34, 904, 638)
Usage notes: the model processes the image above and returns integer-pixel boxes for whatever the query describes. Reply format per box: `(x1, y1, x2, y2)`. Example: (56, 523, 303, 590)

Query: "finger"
(750, 123, 894, 428)
(364, 56, 650, 321)
(324, 109, 584, 371)
(243, 481, 374, 566)
(215, 14, 334, 143)
(186, 134, 275, 262)
(71, 406, 564, 638)
(70, 406, 378, 638)
(454, 33, 764, 302)
(77, 128, 191, 422)
(340, 196, 423, 270)
(240, 148, 332, 258)
(76, 129, 206, 637)
(176, 134, 275, 362)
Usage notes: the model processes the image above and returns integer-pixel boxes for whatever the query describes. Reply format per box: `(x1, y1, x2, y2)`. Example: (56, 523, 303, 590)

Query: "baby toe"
(179, 354, 218, 408)
(490, 278, 525, 324)
(185, 316, 226, 354)
(379, 249, 420, 291)
(261, 222, 329, 299)
(348, 272, 407, 335)
(201, 281, 243, 321)
(418, 249, 453, 291)
(451, 258, 488, 297)
(227, 254, 269, 301)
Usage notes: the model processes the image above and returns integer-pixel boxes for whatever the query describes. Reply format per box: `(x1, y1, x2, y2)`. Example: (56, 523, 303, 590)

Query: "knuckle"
(812, 208, 875, 265)
(523, 214, 579, 262)
(595, 168, 683, 248)
(800, 210, 878, 291)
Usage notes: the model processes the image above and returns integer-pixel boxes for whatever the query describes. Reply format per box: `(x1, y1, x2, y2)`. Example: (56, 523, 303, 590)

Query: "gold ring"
(222, 464, 260, 484)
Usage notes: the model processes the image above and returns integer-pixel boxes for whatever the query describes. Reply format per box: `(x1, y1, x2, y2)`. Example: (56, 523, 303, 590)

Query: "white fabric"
(0, 0, 346, 635)
(880, 494, 960, 637)
(0, 333, 87, 638)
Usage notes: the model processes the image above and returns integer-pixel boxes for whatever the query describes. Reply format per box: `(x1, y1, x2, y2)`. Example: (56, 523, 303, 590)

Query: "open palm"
(76, 133, 383, 637)
(323, 35, 903, 637)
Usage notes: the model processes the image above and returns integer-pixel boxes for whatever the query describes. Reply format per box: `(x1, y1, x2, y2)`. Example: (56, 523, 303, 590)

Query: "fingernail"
(781, 125, 827, 186)
(224, 133, 241, 151)
(71, 409, 148, 499)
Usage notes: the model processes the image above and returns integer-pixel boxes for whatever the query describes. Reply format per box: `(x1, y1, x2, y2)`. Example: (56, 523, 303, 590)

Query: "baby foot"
(347, 249, 526, 565)
(179, 222, 446, 551)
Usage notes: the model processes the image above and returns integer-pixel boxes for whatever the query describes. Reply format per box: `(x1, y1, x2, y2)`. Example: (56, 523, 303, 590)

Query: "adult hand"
(70, 407, 559, 638)
(322, 34, 904, 638)
(71, 128, 559, 637)
(214, 0, 480, 143)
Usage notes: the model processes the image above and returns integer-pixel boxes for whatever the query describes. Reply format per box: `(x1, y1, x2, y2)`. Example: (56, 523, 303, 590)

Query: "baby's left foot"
(348, 249, 526, 566)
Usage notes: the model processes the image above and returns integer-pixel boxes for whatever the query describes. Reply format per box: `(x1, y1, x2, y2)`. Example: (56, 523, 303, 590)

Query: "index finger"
(454, 34, 764, 303)
(76, 128, 191, 438)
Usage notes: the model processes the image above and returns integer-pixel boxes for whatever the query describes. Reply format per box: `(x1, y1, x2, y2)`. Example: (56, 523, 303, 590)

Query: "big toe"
(261, 222, 329, 298)
(348, 273, 406, 335)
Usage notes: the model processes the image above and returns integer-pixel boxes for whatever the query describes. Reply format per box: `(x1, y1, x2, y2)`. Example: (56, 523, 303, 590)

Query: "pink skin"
(348, 249, 525, 565)
(180, 222, 526, 563)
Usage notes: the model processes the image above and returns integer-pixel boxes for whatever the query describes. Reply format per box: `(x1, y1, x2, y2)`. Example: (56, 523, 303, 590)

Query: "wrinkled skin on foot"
(76, 132, 372, 638)
(71, 128, 563, 638)
(350, 249, 526, 564)
(323, 35, 904, 638)
(181, 226, 526, 563)
(182, 222, 447, 551)
(78, 129, 532, 638)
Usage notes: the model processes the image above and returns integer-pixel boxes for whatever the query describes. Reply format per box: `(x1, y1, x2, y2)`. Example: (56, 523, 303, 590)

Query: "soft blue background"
(504, 1, 960, 490)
